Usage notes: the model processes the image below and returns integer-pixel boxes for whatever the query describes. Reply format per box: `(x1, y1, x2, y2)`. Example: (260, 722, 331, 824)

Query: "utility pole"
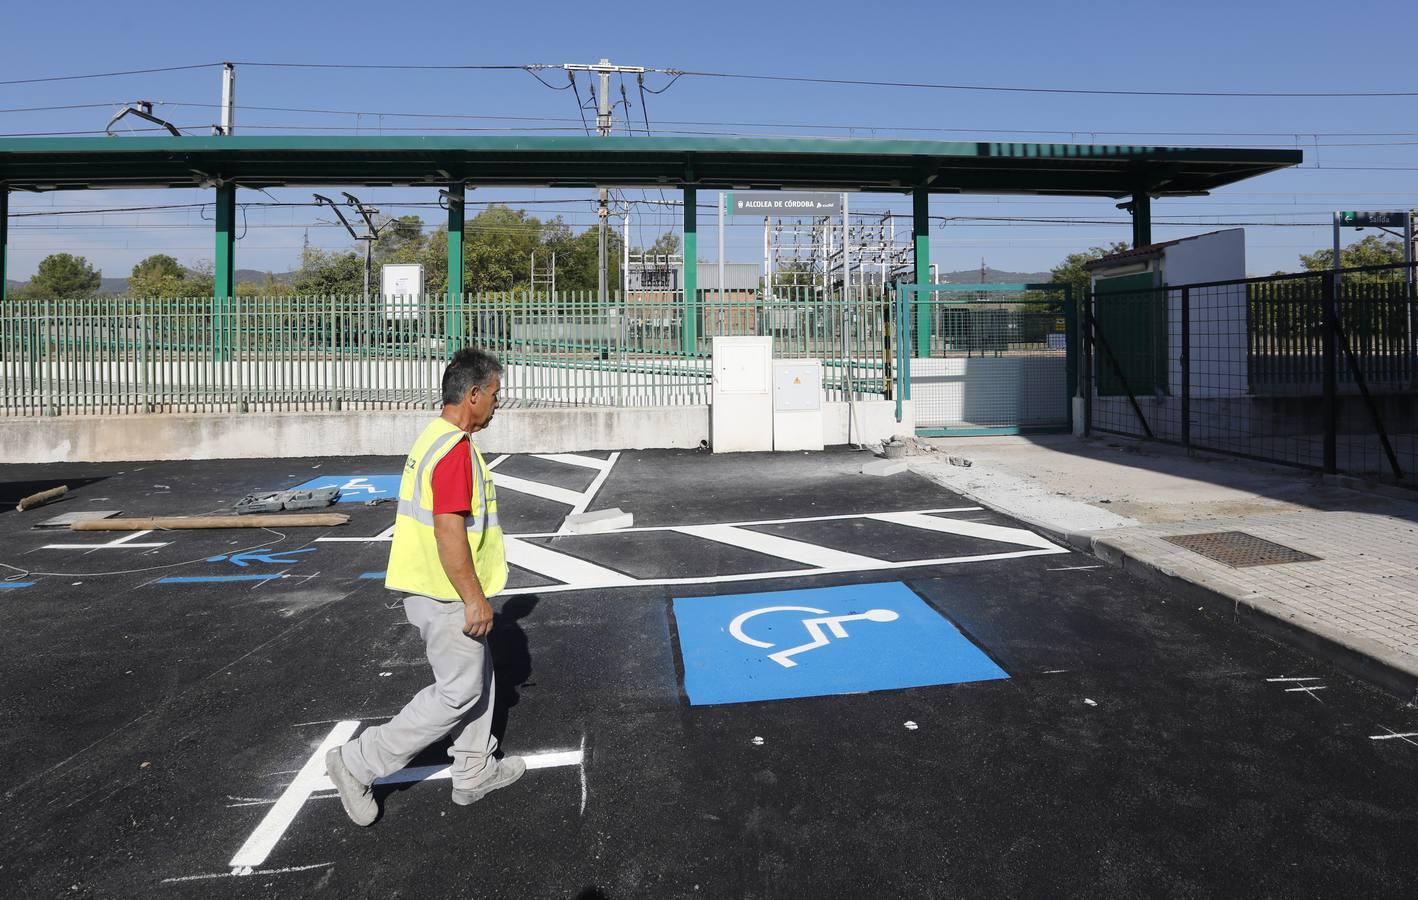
(220, 63, 236, 135)
(556, 59, 646, 299)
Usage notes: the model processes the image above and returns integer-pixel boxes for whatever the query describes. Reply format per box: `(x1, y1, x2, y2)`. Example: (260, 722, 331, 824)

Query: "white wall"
(0, 405, 711, 463)
(1163, 228, 1248, 399)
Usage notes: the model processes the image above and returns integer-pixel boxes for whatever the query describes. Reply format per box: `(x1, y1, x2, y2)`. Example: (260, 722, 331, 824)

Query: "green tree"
(129, 254, 186, 297)
(636, 232, 681, 257)
(291, 247, 365, 295)
(544, 223, 623, 292)
(1049, 242, 1131, 301)
(374, 215, 427, 266)
(29, 253, 102, 299)
(1299, 234, 1405, 272)
(463, 205, 545, 291)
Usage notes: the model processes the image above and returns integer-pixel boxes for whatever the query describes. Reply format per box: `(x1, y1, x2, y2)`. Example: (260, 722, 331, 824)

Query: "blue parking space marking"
(290, 474, 401, 503)
(673, 581, 1007, 706)
(0, 581, 36, 589)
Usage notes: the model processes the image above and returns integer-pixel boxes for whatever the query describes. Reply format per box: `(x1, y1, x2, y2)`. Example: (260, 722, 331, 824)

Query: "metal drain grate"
(1162, 531, 1320, 568)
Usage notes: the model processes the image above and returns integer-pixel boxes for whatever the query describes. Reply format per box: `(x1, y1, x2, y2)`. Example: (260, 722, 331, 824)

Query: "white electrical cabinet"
(711, 336, 774, 452)
(773, 359, 824, 451)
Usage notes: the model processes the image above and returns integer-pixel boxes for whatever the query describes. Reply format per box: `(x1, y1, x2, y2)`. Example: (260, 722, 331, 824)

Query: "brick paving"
(1094, 511, 1418, 663)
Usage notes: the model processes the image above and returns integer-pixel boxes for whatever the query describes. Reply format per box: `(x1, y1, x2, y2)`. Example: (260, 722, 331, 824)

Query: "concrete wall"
(0, 398, 916, 463)
(0, 405, 711, 463)
(823, 400, 914, 445)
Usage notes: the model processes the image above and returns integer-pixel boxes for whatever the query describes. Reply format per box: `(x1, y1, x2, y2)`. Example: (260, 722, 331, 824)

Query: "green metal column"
(682, 185, 698, 355)
(447, 183, 465, 344)
(913, 186, 931, 358)
(214, 183, 236, 358)
(1131, 190, 1152, 248)
(0, 187, 8, 303)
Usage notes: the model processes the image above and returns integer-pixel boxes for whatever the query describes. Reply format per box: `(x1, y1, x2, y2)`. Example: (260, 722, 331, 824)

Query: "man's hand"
(463, 598, 494, 638)
(435, 511, 493, 637)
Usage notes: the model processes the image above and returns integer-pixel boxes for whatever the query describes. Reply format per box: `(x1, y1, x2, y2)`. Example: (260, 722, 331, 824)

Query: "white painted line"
(676, 524, 883, 569)
(514, 547, 1066, 594)
(493, 474, 587, 507)
(230, 724, 583, 870)
(304, 748, 584, 792)
(43, 529, 170, 550)
(533, 453, 613, 471)
(316, 506, 984, 543)
(866, 511, 1062, 551)
(1266, 677, 1322, 683)
(527, 505, 984, 539)
(486, 454, 508, 471)
(163, 862, 333, 884)
(1284, 686, 1328, 692)
(504, 537, 636, 587)
(578, 733, 588, 816)
(316, 524, 394, 543)
(1046, 565, 1104, 572)
(228, 720, 358, 870)
(562, 451, 621, 524)
(1368, 729, 1418, 743)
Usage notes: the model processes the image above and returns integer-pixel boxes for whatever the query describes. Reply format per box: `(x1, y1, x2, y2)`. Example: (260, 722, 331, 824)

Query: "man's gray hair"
(440, 347, 503, 405)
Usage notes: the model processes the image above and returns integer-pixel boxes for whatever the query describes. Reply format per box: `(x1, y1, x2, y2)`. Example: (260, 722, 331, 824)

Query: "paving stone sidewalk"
(909, 435, 1418, 700)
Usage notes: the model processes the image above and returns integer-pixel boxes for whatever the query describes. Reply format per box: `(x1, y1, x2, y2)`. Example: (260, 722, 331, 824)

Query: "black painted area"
(744, 517, 1024, 562)
(0, 451, 1415, 899)
(491, 454, 600, 494)
(592, 448, 956, 526)
(529, 530, 814, 579)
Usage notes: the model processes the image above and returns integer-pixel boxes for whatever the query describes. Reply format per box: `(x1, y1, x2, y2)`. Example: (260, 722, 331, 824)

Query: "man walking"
(326, 348, 524, 825)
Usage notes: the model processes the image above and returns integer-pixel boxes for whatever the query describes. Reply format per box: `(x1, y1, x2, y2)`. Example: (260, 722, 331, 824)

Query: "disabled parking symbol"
(729, 605, 901, 668)
(673, 581, 1008, 706)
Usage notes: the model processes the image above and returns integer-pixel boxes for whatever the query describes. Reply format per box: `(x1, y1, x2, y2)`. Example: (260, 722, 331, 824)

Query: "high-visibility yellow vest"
(385, 417, 507, 601)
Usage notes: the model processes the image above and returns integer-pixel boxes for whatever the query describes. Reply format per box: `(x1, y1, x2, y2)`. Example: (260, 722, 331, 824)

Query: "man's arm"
(433, 513, 494, 638)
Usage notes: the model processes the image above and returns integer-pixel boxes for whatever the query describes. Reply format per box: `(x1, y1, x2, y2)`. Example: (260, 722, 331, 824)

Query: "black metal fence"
(1082, 263, 1417, 484)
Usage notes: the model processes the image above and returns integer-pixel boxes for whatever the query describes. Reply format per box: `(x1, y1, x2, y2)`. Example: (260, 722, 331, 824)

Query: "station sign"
(1339, 211, 1409, 227)
(726, 191, 842, 217)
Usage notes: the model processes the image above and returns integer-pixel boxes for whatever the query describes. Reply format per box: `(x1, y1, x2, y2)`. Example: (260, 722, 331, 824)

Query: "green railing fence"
(1, 287, 893, 417)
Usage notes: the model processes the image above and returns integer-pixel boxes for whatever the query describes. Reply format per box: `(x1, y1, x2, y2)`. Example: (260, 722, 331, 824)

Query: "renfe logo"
(673, 581, 1008, 706)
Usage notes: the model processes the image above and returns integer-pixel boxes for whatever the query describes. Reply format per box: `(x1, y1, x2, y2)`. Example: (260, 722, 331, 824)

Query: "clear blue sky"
(4, 0, 1418, 280)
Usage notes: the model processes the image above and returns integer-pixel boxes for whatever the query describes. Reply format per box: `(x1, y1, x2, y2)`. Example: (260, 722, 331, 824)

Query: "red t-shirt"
(430, 439, 474, 516)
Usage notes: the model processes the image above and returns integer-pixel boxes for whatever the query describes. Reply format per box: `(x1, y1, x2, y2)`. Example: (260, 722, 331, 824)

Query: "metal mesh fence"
(0, 287, 889, 417)
(897, 285, 1072, 432)
(1083, 263, 1418, 484)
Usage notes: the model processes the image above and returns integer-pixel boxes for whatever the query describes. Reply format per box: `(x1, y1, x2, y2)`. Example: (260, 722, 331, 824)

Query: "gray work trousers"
(341, 594, 498, 788)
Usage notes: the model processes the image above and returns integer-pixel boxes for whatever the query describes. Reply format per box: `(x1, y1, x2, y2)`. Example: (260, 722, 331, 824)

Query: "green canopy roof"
(0, 135, 1300, 198)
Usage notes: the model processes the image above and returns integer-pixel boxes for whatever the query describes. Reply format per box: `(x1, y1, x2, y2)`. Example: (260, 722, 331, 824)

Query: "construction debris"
(234, 486, 341, 514)
(70, 513, 349, 531)
(34, 510, 121, 529)
(562, 508, 634, 535)
(16, 485, 68, 512)
(861, 459, 909, 477)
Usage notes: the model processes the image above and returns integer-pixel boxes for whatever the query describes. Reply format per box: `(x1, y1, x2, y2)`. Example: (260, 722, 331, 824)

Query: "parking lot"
(2, 448, 1416, 897)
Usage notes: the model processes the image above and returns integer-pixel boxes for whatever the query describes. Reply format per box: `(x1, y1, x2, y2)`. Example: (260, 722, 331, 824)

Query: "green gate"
(893, 283, 1075, 435)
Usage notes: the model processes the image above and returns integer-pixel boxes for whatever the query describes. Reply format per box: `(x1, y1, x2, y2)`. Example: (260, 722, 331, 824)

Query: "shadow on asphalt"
(997, 433, 1418, 522)
(491, 593, 540, 742)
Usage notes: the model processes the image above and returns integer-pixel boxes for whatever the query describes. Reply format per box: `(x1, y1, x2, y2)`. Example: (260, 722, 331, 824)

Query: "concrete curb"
(909, 460, 1418, 704)
(1084, 533, 1418, 704)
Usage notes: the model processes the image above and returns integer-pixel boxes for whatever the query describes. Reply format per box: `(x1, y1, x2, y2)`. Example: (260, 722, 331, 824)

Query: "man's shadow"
(489, 593, 539, 744)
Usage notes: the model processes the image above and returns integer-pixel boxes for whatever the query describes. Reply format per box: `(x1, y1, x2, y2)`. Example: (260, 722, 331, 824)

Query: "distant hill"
(938, 267, 1053, 284)
(9, 269, 295, 296)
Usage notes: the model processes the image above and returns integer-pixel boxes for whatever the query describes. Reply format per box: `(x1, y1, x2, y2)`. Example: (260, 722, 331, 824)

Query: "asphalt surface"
(1, 448, 1416, 898)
